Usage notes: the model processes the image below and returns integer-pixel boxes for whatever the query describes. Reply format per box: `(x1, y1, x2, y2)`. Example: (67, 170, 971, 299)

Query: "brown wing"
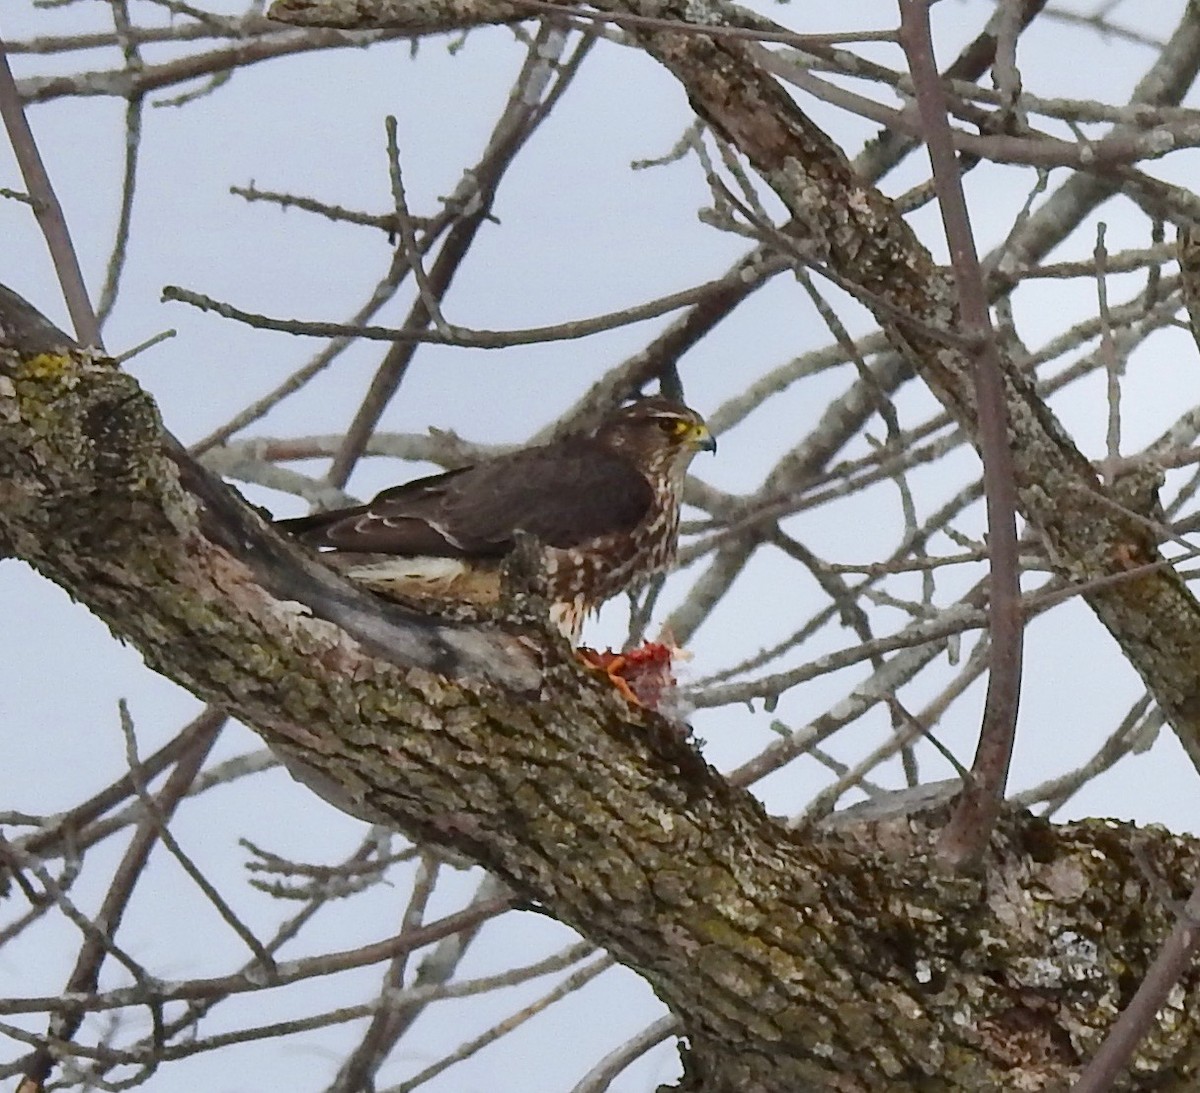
(276, 436, 654, 558)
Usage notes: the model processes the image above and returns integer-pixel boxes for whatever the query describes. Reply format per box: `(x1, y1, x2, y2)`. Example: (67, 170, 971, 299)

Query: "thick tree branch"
(5, 285, 1200, 1089)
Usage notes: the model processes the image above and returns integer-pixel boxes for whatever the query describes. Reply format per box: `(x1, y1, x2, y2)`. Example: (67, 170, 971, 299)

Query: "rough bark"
(5, 287, 1200, 1091)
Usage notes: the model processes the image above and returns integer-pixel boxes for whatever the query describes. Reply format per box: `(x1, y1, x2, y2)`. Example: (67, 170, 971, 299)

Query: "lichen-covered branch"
(5, 287, 1200, 1089)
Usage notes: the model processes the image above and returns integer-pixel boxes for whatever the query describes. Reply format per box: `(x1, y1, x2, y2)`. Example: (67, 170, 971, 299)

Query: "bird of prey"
(277, 397, 715, 642)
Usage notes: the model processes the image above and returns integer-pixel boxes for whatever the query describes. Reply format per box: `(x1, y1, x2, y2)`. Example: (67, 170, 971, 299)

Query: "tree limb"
(5, 282, 1200, 1088)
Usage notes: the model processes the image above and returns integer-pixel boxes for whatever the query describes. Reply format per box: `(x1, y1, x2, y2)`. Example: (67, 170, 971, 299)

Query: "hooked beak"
(690, 422, 717, 454)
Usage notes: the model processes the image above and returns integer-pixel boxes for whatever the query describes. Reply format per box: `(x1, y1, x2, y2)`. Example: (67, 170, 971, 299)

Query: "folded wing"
(277, 437, 655, 559)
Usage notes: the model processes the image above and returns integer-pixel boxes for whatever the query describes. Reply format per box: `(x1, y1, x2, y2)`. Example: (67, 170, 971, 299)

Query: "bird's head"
(595, 397, 715, 477)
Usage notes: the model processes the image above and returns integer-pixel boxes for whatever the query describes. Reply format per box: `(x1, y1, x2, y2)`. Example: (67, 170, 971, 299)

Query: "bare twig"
(0, 33, 100, 348)
(899, 0, 1024, 871)
(325, 23, 593, 488)
(162, 269, 755, 351)
(570, 1015, 679, 1093)
(1071, 869, 1200, 1091)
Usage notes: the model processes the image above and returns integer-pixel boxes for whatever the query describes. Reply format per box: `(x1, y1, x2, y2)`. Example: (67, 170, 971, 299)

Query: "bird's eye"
(657, 418, 687, 436)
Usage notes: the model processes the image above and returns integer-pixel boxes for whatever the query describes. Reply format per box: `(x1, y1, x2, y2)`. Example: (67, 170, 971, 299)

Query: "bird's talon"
(575, 642, 680, 709)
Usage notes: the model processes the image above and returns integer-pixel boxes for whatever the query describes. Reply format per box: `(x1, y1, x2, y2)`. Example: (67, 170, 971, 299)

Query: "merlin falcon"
(277, 397, 715, 642)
